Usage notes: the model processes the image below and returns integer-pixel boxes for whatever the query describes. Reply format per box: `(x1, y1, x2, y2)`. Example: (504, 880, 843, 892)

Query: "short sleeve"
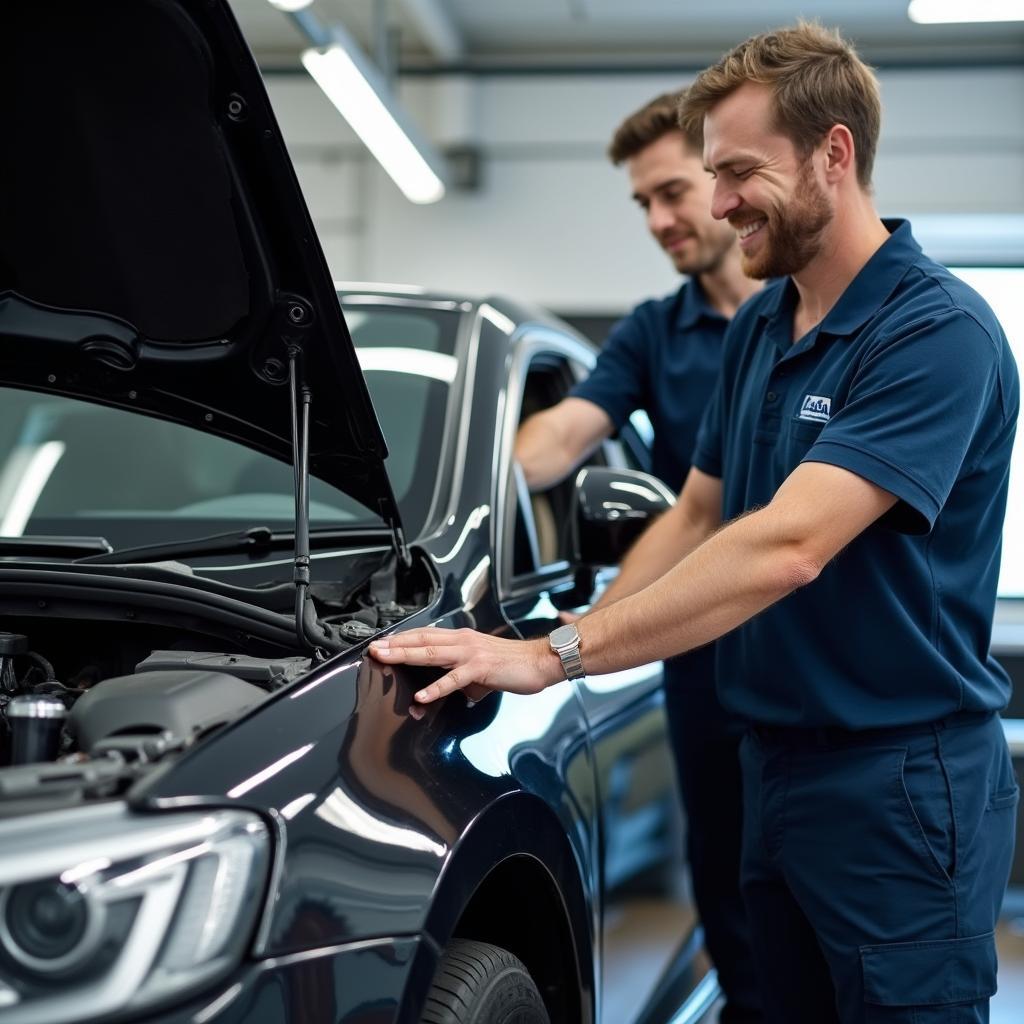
(570, 309, 651, 430)
(692, 372, 725, 479)
(804, 311, 1004, 534)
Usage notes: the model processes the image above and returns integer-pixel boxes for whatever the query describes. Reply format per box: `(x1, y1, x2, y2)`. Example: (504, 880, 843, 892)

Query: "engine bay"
(0, 546, 435, 795)
(0, 622, 308, 773)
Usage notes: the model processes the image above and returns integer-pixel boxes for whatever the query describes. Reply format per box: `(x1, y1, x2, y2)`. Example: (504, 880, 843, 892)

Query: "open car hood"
(0, 0, 402, 532)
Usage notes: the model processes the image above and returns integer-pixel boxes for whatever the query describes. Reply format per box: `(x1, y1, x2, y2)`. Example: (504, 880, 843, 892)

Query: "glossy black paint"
(125, 293, 702, 1024)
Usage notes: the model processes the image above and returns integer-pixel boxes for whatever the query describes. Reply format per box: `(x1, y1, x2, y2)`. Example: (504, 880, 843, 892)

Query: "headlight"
(0, 802, 270, 1023)
(0, 880, 101, 974)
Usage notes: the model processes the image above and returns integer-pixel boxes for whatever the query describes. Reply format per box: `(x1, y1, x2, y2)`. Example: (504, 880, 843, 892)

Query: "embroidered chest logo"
(798, 394, 832, 423)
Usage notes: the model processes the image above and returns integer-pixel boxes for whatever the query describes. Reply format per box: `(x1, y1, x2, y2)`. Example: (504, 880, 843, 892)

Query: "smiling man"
(514, 91, 758, 496)
(372, 23, 1019, 1023)
(513, 92, 764, 1024)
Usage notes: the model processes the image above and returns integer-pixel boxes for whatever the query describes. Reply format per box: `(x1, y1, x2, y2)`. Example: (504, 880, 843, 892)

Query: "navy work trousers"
(739, 712, 1018, 1023)
(663, 652, 763, 1023)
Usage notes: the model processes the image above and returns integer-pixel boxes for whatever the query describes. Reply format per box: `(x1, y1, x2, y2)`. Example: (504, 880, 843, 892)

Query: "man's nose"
(710, 181, 741, 222)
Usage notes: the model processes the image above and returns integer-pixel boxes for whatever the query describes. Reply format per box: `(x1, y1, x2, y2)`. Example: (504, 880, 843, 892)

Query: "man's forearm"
(577, 461, 898, 676)
(579, 505, 818, 674)
(516, 400, 613, 492)
(515, 413, 572, 491)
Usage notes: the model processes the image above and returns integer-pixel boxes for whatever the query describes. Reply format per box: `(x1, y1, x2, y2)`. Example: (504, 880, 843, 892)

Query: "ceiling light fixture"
(301, 43, 446, 204)
(266, 0, 314, 11)
(908, 0, 1024, 22)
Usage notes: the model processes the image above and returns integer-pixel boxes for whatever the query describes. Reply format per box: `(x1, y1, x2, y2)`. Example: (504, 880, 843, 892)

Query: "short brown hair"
(608, 91, 702, 165)
(679, 21, 881, 188)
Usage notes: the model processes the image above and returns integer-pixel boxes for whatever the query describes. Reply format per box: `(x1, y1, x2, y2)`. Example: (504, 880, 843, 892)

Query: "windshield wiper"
(0, 535, 113, 558)
(75, 525, 395, 565)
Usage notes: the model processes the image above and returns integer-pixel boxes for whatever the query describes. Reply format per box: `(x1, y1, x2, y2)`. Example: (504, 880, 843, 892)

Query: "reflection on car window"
(0, 386, 369, 543)
(0, 303, 459, 547)
(343, 303, 460, 538)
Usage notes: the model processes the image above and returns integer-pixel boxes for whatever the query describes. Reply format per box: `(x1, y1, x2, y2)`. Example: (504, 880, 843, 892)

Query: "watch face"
(549, 624, 578, 649)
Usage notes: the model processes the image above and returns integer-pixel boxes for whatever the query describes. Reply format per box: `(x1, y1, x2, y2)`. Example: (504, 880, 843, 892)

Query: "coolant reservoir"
(7, 695, 67, 764)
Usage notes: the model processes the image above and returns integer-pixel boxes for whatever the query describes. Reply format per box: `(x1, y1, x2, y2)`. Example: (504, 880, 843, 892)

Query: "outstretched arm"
(515, 398, 614, 492)
(369, 461, 897, 702)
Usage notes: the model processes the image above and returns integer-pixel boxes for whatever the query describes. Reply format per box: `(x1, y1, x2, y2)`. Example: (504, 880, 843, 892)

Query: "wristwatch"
(548, 623, 585, 682)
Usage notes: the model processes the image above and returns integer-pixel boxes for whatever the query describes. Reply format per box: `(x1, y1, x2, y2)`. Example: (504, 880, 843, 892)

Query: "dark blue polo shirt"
(693, 220, 1019, 729)
(571, 279, 727, 492)
(572, 279, 728, 698)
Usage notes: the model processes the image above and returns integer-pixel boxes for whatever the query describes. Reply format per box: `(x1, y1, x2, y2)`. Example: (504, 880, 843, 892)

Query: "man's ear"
(822, 124, 855, 184)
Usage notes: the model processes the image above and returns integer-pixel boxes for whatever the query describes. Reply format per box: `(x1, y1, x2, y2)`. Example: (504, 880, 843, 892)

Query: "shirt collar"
(757, 219, 922, 340)
(676, 276, 727, 331)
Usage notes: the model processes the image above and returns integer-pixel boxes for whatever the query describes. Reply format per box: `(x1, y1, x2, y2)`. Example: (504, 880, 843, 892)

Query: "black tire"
(420, 938, 551, 1024)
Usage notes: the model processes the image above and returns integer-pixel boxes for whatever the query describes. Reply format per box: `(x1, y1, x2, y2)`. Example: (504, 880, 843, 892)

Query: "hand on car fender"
(369, 629, 562, 705)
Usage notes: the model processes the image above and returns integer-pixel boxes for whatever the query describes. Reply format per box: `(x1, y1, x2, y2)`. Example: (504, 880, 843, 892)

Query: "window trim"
(493, 327, 599, 602)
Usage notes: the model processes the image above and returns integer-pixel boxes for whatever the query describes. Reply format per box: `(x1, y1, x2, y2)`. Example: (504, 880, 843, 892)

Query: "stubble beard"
(671, 224, 736, 277)
(741, 162, 832, 280)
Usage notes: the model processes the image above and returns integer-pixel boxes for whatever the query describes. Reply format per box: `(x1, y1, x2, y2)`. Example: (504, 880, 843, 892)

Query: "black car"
(0, 3, 718, 1022)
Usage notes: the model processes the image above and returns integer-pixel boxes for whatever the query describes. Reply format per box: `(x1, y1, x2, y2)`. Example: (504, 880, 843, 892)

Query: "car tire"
(420, 938, 551, 1024)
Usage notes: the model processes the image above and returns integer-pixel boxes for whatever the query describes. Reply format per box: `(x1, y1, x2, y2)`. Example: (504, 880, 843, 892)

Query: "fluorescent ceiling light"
(334, 280, 428, 294)
(301, 45, 445, 204)
(266, 0, 314, 11)
(908, 0, 1024, 22)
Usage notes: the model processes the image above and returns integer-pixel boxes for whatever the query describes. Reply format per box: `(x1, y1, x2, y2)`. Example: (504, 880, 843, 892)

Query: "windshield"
(0, 303, 459, 551)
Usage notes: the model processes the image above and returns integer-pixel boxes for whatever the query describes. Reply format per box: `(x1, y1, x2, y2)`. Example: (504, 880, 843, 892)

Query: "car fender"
(400, 790, 595, 1024)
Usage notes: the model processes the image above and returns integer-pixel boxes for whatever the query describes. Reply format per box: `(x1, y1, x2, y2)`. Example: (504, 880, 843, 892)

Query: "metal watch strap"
(557, 643, 585, 682)
(549, 624, 585, 682)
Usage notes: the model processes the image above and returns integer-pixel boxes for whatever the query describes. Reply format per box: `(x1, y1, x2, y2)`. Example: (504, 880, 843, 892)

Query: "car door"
(494, 328, 703, 1024)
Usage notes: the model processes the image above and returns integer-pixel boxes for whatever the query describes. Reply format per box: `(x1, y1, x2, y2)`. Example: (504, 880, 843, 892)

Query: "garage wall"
(266, 66, 1024, 312)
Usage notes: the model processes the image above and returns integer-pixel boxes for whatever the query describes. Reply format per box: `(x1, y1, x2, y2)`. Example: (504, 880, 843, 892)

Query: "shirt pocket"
(788, 417, 827, 457)
(753, 416, 783, 445)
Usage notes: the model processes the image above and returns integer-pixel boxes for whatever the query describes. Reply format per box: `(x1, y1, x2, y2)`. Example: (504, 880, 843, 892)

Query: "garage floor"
(607, 898, 1024, 1023)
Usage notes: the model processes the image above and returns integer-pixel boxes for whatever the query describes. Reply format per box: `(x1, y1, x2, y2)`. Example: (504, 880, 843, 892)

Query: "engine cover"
(70, 670, 267, 752)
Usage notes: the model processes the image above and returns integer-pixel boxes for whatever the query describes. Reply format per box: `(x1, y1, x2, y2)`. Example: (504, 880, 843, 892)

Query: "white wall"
(267, 66, 1024, 313)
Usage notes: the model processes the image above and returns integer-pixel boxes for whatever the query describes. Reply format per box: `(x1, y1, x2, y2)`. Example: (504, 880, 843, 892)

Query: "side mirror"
(572, 466, 675, 568)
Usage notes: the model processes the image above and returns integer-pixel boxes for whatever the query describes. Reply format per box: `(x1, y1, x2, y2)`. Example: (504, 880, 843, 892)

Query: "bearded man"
(372, 23, 1019, 1024)
(515, 91, 763, 1023)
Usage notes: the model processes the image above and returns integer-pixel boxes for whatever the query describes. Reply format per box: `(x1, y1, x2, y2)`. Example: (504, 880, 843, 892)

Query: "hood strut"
(288, 348, 342, 655)
(287, 347, 409, 654)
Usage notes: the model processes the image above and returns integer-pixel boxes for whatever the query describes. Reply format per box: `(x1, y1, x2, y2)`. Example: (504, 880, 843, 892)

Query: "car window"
(0, 304, 460, 547)
(0, 386, 371, 546)
(509, 354, 608, 579)
(345, 303, 461, 537)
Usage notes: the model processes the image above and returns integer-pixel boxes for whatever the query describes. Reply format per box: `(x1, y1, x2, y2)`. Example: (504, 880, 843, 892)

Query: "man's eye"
(735, 168, 754, 180)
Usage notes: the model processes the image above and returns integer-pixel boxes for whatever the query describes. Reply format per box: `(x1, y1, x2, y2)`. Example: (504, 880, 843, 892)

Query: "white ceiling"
(231, 0, 1024, 67)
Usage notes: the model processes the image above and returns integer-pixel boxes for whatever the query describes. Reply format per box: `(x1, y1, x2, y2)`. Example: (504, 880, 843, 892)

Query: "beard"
(668, 222, 736, 277)
(739, 161, 832, 280)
